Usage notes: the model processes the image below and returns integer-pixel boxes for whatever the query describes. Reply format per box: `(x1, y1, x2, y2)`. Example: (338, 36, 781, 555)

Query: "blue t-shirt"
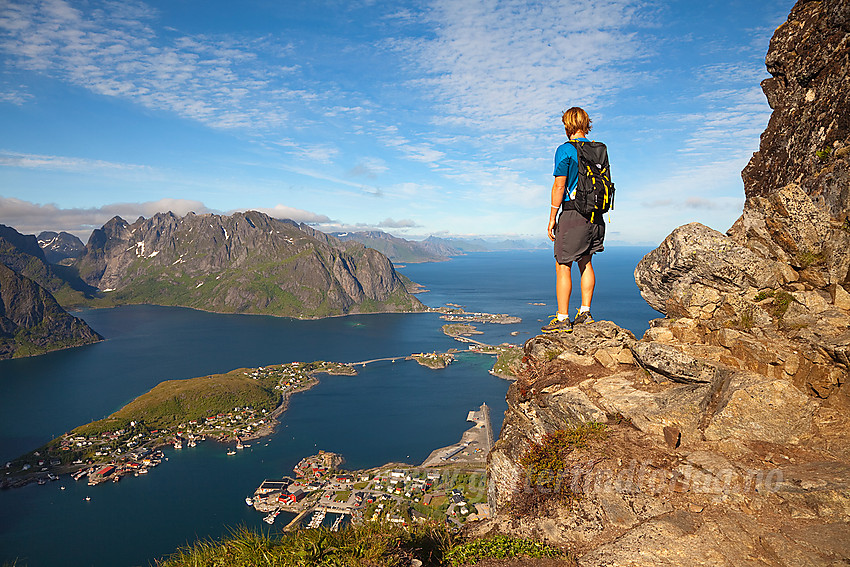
(553, 137, 591, 201)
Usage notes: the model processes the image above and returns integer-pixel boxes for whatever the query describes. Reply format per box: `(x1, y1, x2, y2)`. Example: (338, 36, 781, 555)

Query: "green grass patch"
(796, 250, 826, 269)
(334, 490, 351, 502)
(516, 423, 608, 512)
(73, 367, 281, 434)
(753, 289, 775, 302)
(771, 290, 795, 320)
(156, 522, 458, 567)
(492, 346, 523, 377)
(445, 534, 566, 566)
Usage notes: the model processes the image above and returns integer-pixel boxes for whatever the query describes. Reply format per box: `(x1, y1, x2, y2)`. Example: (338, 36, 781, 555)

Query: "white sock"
(579, 306, 590, 313)
(557, 313, 569, 321)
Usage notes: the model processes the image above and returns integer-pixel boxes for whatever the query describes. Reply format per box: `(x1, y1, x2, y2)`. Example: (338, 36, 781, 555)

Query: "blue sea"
(0, 248, 659, 567)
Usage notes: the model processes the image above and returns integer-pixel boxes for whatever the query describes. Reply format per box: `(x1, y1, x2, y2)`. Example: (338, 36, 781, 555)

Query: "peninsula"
(1, 361, 353, 488)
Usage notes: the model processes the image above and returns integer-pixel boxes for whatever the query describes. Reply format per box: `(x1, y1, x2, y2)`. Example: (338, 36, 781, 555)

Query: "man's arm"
(548, 176, 567, 241)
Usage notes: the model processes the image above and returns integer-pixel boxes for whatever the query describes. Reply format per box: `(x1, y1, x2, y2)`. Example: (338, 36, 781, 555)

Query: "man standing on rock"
(542, 107, 606, 334)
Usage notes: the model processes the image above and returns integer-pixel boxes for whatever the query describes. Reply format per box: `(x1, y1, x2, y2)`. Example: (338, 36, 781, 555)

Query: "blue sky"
(0, 0, 794, 245)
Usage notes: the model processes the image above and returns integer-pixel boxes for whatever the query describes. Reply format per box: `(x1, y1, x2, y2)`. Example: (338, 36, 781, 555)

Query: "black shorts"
(554, 209, 605, 264)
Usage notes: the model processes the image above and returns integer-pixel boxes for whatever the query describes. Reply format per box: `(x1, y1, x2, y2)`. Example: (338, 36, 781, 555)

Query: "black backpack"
(567, 140, 614, 223)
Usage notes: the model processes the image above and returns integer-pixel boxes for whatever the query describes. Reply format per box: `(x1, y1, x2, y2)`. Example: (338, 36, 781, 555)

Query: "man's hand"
(549, 176, 566, 242)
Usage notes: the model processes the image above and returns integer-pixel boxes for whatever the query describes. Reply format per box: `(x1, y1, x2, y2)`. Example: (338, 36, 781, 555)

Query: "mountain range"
(329, 230, 547, 263)
(0, 211, 429, 358)
(73, 210, 425, 318)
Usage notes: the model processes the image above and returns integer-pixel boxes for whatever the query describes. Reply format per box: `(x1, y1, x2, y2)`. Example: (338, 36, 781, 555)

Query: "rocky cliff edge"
(477, 2, 850, 565)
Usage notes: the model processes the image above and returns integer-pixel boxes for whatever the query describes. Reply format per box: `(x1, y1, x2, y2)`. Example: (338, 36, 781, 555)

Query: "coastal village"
(248, 403, 494, 530)
(2, 361, 353, 488)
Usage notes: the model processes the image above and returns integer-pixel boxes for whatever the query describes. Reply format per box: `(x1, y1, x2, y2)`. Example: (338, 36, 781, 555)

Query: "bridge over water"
(346, 355, 409, 367)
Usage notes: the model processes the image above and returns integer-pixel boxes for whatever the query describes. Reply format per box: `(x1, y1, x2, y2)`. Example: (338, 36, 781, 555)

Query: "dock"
(421, 402, 493, 466)
(283, 509, 309, 532)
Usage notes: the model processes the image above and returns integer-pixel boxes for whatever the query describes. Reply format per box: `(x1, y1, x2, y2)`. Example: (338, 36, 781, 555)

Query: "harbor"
(246, 404, 494, 530)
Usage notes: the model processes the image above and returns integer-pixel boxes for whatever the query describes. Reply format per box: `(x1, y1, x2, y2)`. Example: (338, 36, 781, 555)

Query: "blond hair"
(562, 107, 592, 137)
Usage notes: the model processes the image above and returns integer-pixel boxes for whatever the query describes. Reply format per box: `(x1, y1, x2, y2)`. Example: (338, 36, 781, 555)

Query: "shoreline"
(5, 302, 521, 490)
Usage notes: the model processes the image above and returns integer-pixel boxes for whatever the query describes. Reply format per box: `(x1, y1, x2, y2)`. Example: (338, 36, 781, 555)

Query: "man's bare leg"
(556, 261, 572, 317)
(577, 255, 595, 309)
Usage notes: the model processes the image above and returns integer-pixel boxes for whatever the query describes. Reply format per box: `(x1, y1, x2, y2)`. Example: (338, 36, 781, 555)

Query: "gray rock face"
(74, 210, 425, 317)
(634, 222, 792, 319)
(742, 0, 850, 216)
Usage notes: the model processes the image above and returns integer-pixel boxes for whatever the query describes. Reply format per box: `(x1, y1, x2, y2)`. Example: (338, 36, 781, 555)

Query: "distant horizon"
(1, 0, 793, 245)
(11, 208, 661, 249)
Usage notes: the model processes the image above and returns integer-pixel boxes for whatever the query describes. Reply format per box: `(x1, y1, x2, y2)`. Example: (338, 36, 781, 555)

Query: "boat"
(173, 439, 183, 449)
(307, 509, 326, 529)
(245, 496, 254, 506)
(226, 449, 236, 456)
(262, 510, 280, 524)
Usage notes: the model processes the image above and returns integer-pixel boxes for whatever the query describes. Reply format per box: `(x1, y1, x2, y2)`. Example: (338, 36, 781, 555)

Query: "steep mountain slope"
(330, 230, 453, 263)
(478, 2, 850, 565)
(0, 264, 101, 359)
(0, 225, 96, 306)
(74, 211, 426, 317)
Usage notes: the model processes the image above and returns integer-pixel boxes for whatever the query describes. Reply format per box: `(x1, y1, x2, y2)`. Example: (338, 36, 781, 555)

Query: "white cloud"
(0, 0, 303, 131)
(243, 204, 330, 224)
(377, 218, 419, 228)
(0, 86, 33, 105)
(271, 139, 340, 164)
(0, 196, 216, 239)
(379, 131, 445, 164)
(0, 150, 151, 173)
(348, 157, 388, 179)
(0, 196, 331, 238)
(408, 0, 645, 135)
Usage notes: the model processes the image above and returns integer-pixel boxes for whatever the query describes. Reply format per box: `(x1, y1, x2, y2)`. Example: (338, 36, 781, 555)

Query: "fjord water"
(0, 248, 658, 567)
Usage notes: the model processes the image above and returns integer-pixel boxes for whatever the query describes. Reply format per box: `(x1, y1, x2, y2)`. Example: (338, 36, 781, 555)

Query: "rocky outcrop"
(0, 263, 102, 359)
(74, 211, 425, 317)
(479, 2, 850, 564)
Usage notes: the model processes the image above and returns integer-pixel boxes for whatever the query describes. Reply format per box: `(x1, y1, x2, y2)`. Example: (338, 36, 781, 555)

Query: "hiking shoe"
(541, 316, 573, 334)
(573, 310, 594, 325)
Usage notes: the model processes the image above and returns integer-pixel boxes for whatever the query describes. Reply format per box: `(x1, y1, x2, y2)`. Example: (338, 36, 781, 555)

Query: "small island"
(411, 351, 455, 369)
(441, 323, 484, 337)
